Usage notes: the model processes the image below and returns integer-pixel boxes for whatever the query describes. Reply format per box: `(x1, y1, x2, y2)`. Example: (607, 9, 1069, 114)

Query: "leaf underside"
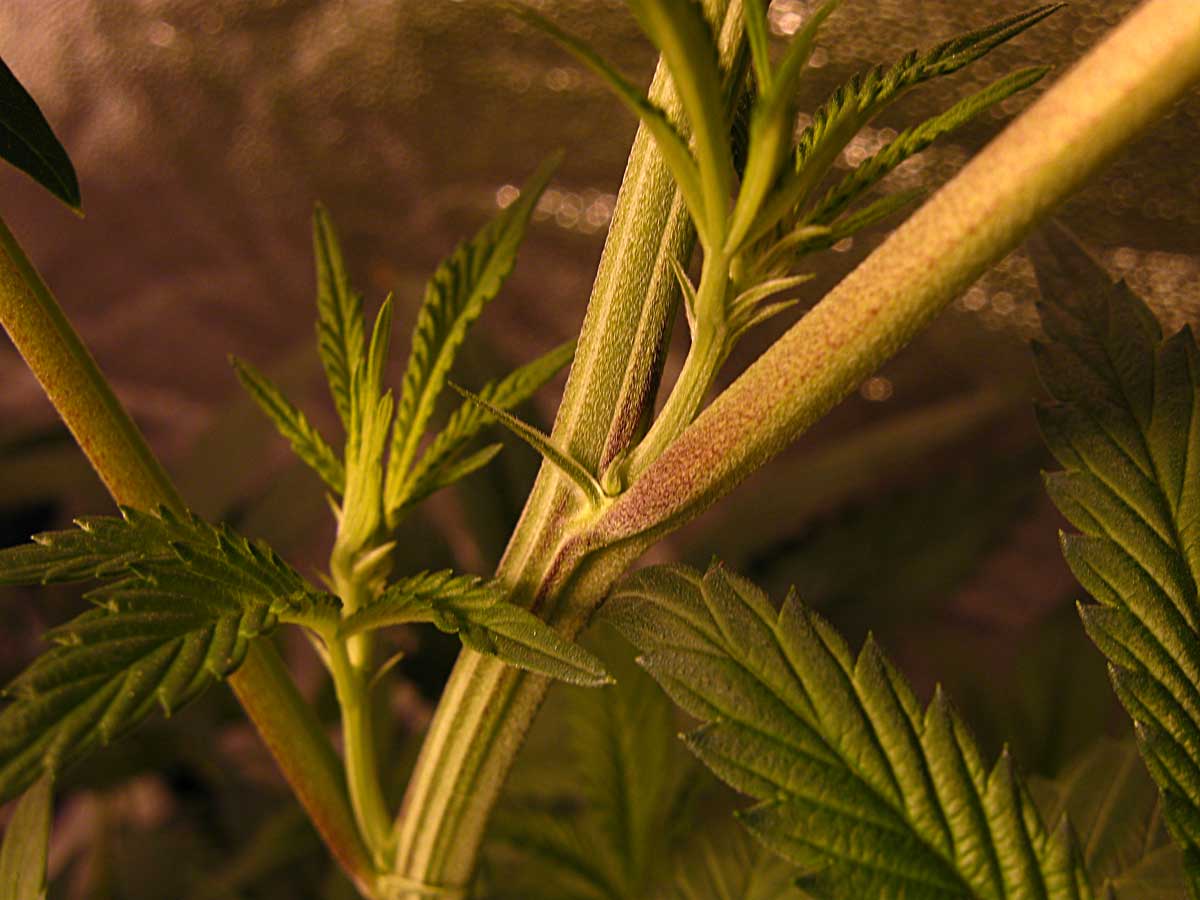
(607, 561, 1093, 899)
(0, 507, 325, 802)
(1029, 223, 1200, 892)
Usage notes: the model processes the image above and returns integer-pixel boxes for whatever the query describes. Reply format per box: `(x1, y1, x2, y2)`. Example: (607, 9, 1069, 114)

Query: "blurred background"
(1, 1, 1198, 896)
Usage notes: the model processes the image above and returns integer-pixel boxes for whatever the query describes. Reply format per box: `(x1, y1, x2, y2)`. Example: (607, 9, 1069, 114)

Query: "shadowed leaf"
(0, 56, 80, 211)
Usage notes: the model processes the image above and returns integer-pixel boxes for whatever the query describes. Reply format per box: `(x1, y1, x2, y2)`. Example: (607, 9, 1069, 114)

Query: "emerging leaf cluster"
(233, 157, 572, 561)
(231, 157, 604, 682)
(521, 1, 1055, 352)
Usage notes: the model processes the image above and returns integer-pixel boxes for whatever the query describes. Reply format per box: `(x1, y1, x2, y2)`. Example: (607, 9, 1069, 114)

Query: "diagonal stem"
(595, 0, 1200, 547)
(392, 0, 1200, 892)
(0, 215, 380, 897)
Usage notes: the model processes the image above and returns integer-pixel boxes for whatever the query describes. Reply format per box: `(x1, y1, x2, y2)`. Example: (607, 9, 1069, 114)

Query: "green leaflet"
(744, 3, 1060, 253)
(0, 56, 80, 212)
(627, 0, 732, 246)
(794, 3, 1061, 171)
(807, 65, 1049, 227)
(231, 356, 345, 494)
(394, 339, 575, 511)
(513, 8, 709, 245)
(607, 562, 1094, 899)
(0, 775, 52, 900)
(449, 383, 605, 507)
(1029, 223, 1200, 889)
(0, 507, 327, 801)
(338, 570, 611, 687)
(384, 156, 557, 521)
(313, 204, 365, 430)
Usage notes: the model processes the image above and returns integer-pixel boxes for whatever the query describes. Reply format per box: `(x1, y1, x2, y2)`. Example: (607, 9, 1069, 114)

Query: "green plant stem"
(391, 0, 1200, 893)
(230, 644, 379, 898)
(390, 3, 745, 893)
(330, 639, 394, 869)
(0, 215, 380, 897)
(0, 217, 182, 511)
(622, 251, 732, 482)
(594, 0, 1200, 546)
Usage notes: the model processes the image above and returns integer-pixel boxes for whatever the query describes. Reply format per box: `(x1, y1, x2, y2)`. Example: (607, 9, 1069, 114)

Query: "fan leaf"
(0, 507, 327, 801)
(1030, 223, 1200, 889)
(607, 561, 1094, 899)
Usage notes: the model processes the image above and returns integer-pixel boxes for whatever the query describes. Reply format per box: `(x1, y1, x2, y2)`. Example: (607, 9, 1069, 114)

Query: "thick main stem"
(391, 0, 1200, 893)
(595, 0, 1200, 543)
(0, 217, 379, 896)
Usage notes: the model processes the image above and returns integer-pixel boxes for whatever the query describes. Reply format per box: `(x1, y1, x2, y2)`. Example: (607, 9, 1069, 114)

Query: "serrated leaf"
(809, 65, 1048, 227)
(0, 775, 52, 900)
(395, 340, 574, 510)
(0, 56, 80, 211)
(231, 356, 345, 494)
(746, 3, 1060, 249)
(312, 204, 365, 430)
(607, 561, 1093, 899)
(795, 3, 1061, 171)
(384, 156, 557, 520)
(339, 571, 610, 686)
(0, 507, 328, 801)
(1030, 223, 1200, 890)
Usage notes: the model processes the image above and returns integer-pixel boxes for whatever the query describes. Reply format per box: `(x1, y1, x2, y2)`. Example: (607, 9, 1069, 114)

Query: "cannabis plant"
(1, 1, 1199, 898)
